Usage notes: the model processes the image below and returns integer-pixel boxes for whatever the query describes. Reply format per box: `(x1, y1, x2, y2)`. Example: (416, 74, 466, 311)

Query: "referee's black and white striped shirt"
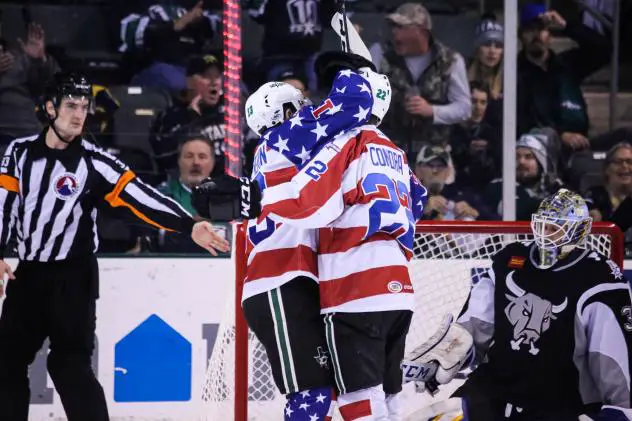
(0, 132, 195, 262)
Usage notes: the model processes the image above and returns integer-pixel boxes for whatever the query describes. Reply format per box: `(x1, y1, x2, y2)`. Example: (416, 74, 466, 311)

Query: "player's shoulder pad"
(492, 241, 531, 266)
(576, 251, 630, 315)
(581, 250, 627, 285)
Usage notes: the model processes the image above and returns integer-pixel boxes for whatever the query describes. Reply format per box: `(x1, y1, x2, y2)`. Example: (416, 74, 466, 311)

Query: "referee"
(0, 72, 229, 421)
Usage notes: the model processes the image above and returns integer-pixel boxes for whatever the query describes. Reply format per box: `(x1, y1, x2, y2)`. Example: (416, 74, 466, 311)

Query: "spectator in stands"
(277, 68, 312, 102)
(584, 142, 632, 222)
(468, 15, 503, 129)
(118, 0, 217, 92)
(370, 3, 470, 161)
(516, 3, 611, 151)
(247, 0, 335, 90)
(149, 54, 225, 181)
(484, 132, 564, 220)
(0, 22, 59, 146)
(146, 132, 224, 253)
(415, 145, 497, 221)
(158, 133, 215, 214)
(451, 81, 500, 192)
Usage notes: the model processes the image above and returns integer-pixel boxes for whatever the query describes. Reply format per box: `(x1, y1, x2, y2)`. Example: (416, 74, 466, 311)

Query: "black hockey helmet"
(43, 72, 93, 111)
(314, 51, 376, 90)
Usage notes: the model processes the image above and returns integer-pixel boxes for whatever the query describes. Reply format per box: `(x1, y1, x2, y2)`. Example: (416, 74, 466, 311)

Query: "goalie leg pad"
(385, 392, 404, 421)
(338, 385, 388, 421)
(285, 386, 336, 421)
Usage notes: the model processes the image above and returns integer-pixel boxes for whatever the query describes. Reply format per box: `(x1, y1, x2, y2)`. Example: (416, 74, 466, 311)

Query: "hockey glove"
(401, 314, 474, 396)
(192, 175, 262, 221)
(314, 50, 376, 90)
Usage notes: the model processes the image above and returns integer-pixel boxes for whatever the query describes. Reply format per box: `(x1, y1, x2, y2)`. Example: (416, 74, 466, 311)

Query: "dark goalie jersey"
(456, 241, 632, 415)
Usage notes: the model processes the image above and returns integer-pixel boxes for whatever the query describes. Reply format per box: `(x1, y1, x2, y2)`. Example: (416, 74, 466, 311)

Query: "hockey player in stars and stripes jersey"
(195, 51, 380, 421)
(194, 64, 429, 420)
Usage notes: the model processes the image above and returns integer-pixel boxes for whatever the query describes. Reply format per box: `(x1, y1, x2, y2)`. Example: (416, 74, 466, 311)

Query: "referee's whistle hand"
(191, 221, 231, 256)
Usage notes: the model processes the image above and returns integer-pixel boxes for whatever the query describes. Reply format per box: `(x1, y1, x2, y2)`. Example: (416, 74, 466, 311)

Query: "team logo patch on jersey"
(387, 280, 403, 293)
(53, 173, 80, 200)
(508, 256, 526, 269)
(504, 270, 567, 356)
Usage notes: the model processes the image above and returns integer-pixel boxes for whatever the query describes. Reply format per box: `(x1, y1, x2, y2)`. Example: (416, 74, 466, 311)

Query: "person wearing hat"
(483, 132, 564, 220)
(415, 144, 497, 221)
(369, 3, 471, 162)
(467, 14, 504, 129)
(149, 54, 228, 181)
(516, 3, 609, 151)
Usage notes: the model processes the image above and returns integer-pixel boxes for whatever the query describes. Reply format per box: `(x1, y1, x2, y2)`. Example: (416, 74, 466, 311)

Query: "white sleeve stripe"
(577, 282, 630, 318)
(341, 158, 361, 194)
(92, 160, 121, 185)
(132, 177, 190, 215)
(123, 183, 179, 216)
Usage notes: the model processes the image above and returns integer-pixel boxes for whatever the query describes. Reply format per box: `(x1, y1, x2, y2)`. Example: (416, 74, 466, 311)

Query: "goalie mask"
(358, 68, 392, 125)
(245, 82, 306, 136)
(530, 188, 592, 269)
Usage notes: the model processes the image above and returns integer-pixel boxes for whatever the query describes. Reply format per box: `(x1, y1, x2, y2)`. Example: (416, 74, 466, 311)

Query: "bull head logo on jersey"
(504, 271, 567, 355)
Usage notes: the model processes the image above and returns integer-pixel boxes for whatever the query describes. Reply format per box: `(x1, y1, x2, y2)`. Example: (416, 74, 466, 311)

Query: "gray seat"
(107, 86, 172, 155)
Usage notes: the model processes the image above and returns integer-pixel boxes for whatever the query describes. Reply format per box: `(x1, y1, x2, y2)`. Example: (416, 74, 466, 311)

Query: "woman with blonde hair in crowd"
(468, 15, 504, 127)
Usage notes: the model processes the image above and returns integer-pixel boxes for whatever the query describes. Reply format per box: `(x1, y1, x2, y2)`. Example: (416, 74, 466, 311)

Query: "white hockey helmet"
(245, 82, 306, 136)
(358, 68, 392, 125)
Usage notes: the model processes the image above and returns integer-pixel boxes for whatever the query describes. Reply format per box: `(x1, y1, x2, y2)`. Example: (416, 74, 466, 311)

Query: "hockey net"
(201, 221, 623, 421)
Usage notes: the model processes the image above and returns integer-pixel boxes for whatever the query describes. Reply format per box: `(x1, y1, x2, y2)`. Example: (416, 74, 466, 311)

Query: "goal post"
(202, 220, 624, 421)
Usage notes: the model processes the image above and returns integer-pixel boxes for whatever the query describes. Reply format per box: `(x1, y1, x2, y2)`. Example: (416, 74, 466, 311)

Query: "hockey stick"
(330, 11, 373, 63)
(334, 0, 351, 53)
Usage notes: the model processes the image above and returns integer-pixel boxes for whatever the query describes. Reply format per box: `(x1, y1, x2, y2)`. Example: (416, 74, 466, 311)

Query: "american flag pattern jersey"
(285, 388, 336, 421)
(260, 125, 428, 313)
(242, 70, 374, 302)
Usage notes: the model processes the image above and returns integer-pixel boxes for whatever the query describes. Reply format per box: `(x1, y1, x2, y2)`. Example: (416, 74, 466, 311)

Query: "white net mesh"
(201, 222, 615, 421)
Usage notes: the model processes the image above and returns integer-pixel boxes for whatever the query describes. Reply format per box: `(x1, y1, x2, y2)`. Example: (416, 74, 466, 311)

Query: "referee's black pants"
(0, 256, 109, 421)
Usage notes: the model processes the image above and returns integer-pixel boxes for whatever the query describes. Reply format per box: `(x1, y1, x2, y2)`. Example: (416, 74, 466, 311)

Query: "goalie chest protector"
(472, 241, 626, 408)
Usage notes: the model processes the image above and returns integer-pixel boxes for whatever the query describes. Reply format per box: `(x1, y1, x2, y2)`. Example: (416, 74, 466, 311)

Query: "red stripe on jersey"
(339, 399, 372, 420)
(246, 244, 317, 281)
(263, 165, 297, 188)
(320, 265, 412, 309)
(319, 228, 393, 254)
(262, 136, 359, 220)
(342, 182, 360, 205)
